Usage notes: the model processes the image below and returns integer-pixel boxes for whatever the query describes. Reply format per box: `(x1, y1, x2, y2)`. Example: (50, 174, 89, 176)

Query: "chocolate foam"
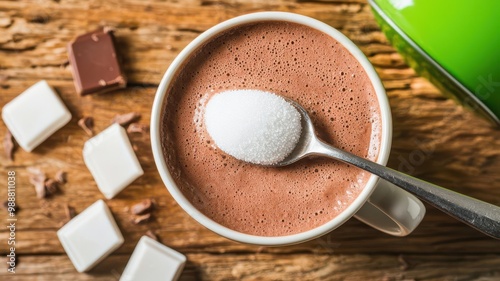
(160, 21, 381, 236)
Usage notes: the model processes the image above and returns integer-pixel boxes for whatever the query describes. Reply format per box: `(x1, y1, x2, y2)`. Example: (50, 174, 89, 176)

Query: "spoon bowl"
(270, 98, 319, 167)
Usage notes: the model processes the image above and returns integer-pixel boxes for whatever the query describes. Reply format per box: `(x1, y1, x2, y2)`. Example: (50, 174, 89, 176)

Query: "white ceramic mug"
(151, 12, 426, 246)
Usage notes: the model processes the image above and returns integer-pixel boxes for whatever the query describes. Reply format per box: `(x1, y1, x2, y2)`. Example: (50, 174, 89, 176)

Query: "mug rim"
(150, 11, 392, 246)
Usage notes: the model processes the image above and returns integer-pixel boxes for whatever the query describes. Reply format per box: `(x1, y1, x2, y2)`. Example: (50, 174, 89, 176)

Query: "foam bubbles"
(161, 21, 383, 236)
(204, 89, 302, 165)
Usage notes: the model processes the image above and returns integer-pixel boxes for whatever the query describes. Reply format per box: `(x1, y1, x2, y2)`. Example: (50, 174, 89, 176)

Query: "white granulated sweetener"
(204, 89, 302, 165)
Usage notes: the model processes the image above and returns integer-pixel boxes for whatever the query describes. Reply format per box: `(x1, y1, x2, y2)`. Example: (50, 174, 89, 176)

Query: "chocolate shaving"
(28, 168, 66, 199)
(55, 170, 67, 184)
(3, 130, 14, 161)
(127, 122, 150, 134)
(131, 199, 154, 215)
(398, 255, 410, 271)
(112, 112, 141, 127)
(132, 213, 151, 224)
(145, 230, 159, 241)
(78, 116, 94, 136)
(64, 204, 77, 221)
(34, 182, 46, 198)
(28, 167, 47, 199)
(44, 179, 59, 195)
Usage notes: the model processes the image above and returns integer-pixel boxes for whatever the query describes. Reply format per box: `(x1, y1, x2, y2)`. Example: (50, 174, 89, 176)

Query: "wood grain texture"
(1, 0, 500, 280)
(2, 254, 500, 281)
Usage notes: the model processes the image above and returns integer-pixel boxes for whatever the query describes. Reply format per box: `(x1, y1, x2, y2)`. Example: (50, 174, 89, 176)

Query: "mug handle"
(354, 179, 426, 236)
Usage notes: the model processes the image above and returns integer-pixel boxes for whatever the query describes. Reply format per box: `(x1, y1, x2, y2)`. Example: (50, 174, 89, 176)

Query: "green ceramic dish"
(369, 0, 500, 126)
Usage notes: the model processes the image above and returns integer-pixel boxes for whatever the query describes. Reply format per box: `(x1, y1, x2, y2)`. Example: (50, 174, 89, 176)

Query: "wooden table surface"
(1, 0, 499, 280)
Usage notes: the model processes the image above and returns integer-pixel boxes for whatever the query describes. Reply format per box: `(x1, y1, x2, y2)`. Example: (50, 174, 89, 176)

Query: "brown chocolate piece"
(78, 116, 94, 136)
(131, 199, 154, 215)
(3, 130, 14, 161)
(68, 28, 126, 95)
(112, 112, 141, 127)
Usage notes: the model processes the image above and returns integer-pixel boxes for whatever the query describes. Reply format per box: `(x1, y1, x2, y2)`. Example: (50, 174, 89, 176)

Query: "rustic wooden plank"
(1, 253, 499, 280)
(0, 1, 379, 82)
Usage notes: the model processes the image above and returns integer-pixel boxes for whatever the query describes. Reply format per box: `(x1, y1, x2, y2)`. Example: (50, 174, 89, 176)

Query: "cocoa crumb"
(132, 213, 151, 224)
(28, 167, 46, 199)
(64, 204, 76, 221)
(3, 130, 14, 161)
(127, 122, 150, 134)
(55, 170, 67, 184)
(112, 112, 141, 127)
(398, 255, 410, 271)
(78, 116, 94, 136)
(145, 230, 159, 241)
(44, 179, 59, 195)
(131, 199, 154, 215)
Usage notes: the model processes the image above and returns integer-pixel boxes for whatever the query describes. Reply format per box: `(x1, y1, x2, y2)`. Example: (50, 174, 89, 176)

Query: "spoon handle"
(316, 141, 500, 239)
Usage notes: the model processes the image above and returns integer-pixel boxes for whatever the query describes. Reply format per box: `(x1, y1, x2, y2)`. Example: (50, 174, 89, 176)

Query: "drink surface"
(161, 21, 381, 236)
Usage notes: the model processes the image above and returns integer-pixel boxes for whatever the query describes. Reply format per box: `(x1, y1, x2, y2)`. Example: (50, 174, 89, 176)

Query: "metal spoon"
(272, 98, 500, 239)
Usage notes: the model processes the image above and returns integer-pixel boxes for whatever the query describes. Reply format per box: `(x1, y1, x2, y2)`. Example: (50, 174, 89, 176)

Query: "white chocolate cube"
(120, 236, 186, 281)
(83, 123, 143, 199)
(57, 200, 124, 272)
(1, 80, 72, 152)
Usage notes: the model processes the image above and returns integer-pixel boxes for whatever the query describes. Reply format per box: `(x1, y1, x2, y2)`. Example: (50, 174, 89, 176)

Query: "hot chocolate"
(160, 21, 381, 236)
